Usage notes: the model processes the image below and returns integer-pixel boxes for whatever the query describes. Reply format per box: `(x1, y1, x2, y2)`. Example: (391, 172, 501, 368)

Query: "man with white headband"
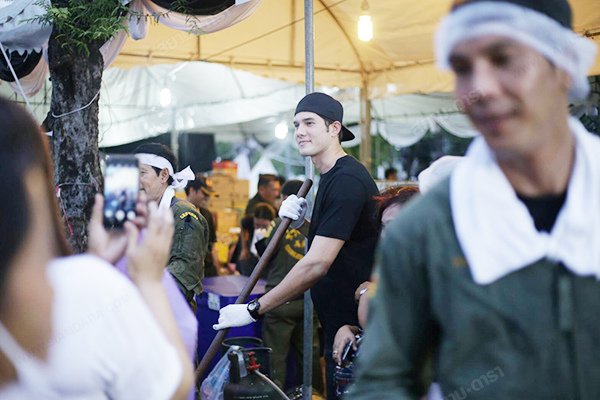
(349, 1, 600, 399)
(135, 143, 209, 310)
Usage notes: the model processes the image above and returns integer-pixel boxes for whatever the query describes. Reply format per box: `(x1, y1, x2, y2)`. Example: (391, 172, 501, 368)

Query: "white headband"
(435, 2, 597, 101)
(135, 153, 195, 189)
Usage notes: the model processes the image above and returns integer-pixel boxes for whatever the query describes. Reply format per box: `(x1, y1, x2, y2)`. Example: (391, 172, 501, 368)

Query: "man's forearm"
(257, 256, 327, 314)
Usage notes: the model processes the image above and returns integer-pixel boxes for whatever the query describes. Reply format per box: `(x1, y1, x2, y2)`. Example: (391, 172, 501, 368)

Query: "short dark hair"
(281, 179, 303, 197)
(384, 167, 398, 179)
(254, 202, 276, 220)
(185, 173, 208, 196)
(319, 115, 343, 143)
(258, 174, 279, 189)
(135, 143, 177, 185)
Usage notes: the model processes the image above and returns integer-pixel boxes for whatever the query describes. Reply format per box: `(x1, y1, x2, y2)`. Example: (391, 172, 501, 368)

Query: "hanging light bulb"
(275, 121, 288, 140)
(358, 1, 373, 42)
(160, 87, 172, 108)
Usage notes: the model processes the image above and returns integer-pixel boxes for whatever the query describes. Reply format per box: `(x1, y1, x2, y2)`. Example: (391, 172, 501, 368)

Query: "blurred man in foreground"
(349, 0, 600, 398)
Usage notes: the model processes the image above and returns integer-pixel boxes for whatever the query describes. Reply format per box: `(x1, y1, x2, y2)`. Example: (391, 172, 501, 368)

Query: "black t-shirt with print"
(308, 155, 379, 344)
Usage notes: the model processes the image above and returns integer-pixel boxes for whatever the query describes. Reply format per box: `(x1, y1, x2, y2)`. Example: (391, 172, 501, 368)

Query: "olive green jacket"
(348, 179, 600, 400)
(168, 198, 209, 296)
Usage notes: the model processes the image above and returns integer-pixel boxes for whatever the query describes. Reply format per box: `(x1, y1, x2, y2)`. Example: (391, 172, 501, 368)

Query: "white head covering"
(435, 1, 597, 101)
(135, 153, 194, 210)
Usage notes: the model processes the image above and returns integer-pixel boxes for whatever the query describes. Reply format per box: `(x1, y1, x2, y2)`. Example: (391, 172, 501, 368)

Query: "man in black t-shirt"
(214, 92, 379, 399)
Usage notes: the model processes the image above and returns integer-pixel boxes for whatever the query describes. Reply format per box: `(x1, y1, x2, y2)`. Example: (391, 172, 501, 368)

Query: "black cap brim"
(341, 125, 355, 142)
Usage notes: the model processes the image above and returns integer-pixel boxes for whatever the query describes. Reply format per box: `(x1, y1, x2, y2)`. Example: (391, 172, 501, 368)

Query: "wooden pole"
(196, 179, 313, 380)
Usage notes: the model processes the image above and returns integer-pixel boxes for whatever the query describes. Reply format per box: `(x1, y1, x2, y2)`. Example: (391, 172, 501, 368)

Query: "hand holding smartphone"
(102, 154, 140, 230)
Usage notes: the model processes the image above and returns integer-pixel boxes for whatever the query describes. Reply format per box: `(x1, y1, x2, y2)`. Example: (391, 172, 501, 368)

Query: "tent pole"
(359, 81, 372, 173)
(170, 107, 180, 161)
(303, 0, 315, 399)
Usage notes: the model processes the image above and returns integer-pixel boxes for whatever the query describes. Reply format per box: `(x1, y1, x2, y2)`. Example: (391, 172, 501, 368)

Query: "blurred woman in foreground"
(0, 97, 193, 399)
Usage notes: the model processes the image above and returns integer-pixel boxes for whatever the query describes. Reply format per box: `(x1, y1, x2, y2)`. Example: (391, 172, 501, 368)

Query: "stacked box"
(232, 179, 250, 211)
(215, 209, 240, 234)
(212, 160, 237, 178)
(210, 175, 250, 212)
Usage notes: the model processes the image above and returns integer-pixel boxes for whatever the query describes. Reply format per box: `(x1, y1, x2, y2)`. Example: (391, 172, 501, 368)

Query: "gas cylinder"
(223, 350, 288, 400)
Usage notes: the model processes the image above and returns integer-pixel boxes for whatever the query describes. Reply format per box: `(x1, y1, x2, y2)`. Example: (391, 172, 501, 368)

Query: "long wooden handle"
(196, 179, 313, 380)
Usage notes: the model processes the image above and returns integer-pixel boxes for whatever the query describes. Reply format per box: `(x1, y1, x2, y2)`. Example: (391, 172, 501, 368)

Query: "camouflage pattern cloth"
(169, 198, 209, 309)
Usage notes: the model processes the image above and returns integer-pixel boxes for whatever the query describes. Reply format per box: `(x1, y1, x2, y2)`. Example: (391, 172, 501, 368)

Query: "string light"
(160, 87, 172, 108)
(358, 1, 373, 42)
(275, 121, 288, 140)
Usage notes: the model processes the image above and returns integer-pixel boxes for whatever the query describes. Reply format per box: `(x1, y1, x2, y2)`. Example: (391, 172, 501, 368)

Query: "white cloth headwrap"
(450, 117, 600, 285)
(136, 153, 194, 210)
(435, 2, 597, 101)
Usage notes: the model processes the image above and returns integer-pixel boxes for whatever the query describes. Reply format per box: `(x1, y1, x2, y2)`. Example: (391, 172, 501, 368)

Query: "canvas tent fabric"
(0, 0, 51, 53)
(115, 0, 600, 96)
(0, 0, 597, 149)
(95, 61, 475, 147)
(0, 0, 260, 96)
(1, 0, 598, 98)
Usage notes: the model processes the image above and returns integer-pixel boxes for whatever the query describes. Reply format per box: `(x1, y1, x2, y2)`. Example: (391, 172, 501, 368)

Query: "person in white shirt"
(0, 97, 194, 399)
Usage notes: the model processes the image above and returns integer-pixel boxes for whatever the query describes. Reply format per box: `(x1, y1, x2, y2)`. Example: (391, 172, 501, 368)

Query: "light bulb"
(358, 14, 373, 42)
(275, 122, 288, 140)
(160, 88, 172, 108)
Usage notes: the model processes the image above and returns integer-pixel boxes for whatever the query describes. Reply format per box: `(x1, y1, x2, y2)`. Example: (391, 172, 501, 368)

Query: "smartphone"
(341, 334, 363, 365)
(102, 154, 139, 229)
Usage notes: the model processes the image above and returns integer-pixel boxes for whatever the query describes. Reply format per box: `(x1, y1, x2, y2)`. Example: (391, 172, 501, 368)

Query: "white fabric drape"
(131, 0, 260, 35)
(1, 0, 260, 96)
(0, 0, 51, 53)
(451, 117, 600, 285)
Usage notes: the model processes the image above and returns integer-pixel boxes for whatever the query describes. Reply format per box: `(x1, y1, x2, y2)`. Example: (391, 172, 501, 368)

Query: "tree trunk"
(47, 21, 104, 253)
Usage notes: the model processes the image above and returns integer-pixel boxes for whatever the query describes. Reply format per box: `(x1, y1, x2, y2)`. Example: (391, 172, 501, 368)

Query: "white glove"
(278, 194, 307, 229)
(212, 304, 256, 330)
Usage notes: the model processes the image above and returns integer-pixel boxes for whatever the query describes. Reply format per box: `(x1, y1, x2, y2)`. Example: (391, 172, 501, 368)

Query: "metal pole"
(170, 107, 180, 161)
(303, 1, 315, 399)
(359, 83, 372, 173)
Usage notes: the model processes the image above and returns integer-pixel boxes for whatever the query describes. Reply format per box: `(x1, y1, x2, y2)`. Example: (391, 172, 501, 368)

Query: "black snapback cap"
(294, 92, 355, 142)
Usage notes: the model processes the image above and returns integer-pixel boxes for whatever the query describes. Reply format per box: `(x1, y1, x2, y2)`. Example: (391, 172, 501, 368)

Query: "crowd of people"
(1, 0, 599, 399)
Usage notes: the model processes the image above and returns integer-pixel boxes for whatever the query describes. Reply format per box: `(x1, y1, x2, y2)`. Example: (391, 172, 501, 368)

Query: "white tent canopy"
(96, 61, 476, 147)
(117, 0, 600, 95)
(0, 59, 477, 147)
(0, 0, 597, 149)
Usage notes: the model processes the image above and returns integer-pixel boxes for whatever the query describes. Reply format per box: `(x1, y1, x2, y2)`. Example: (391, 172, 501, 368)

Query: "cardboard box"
(215, 209, 240, 234)
(210, 175, 235, 195)
(234, 179, 250, 198)
(210, 197, 234, 210)
(212, 161, 238, 178)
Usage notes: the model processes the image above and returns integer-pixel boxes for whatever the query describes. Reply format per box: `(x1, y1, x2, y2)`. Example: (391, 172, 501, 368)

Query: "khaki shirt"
(168, 199, 209, 296)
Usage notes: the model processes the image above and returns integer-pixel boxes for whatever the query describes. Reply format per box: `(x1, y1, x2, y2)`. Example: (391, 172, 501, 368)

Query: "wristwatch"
(247, 299, 262, 320)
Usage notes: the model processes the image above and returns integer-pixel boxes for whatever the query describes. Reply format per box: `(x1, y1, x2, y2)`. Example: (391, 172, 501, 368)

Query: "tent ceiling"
(116, 0, 600, 95)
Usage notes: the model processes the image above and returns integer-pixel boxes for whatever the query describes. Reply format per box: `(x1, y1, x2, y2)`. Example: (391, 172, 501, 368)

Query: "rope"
(51, 88, 101, 118)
